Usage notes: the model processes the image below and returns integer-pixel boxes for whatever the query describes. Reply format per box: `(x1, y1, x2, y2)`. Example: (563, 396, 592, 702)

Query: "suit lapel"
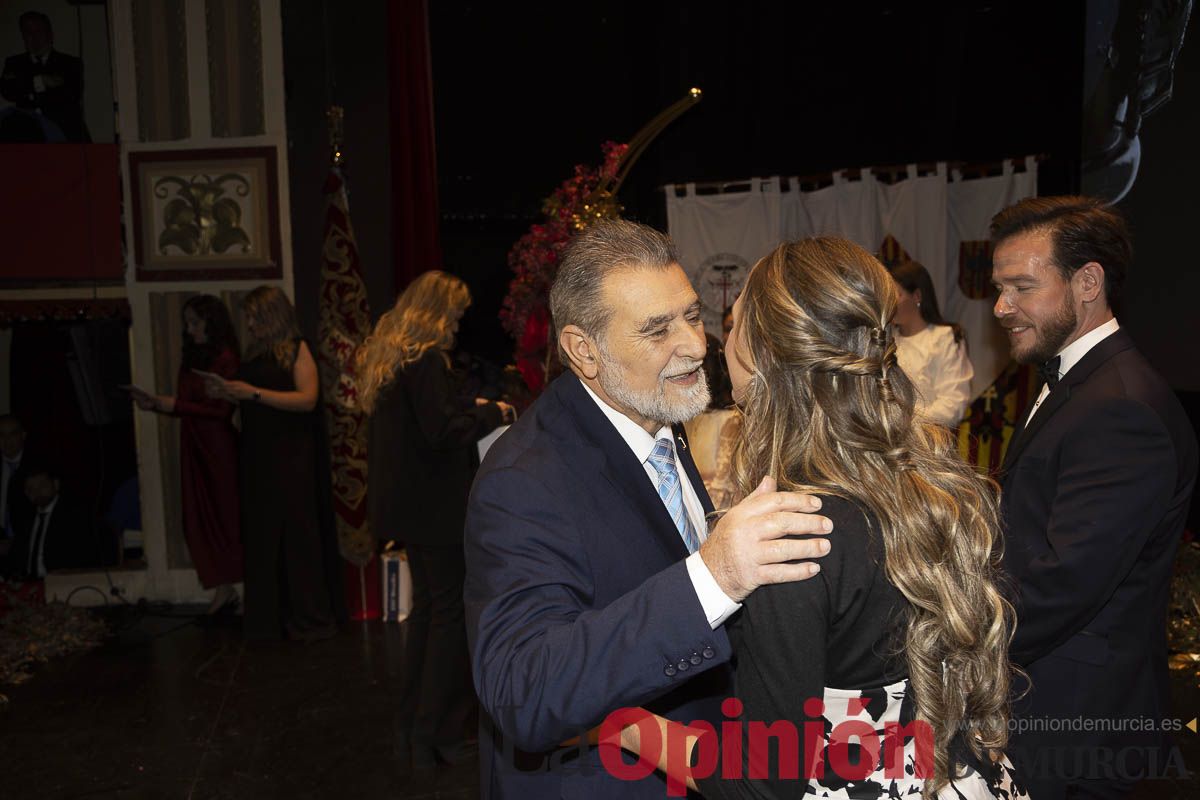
(674, 422, 715, 518)
(555, 375, 690, 562)
(1001, 384, 1070, 474)
(599, 450, 691, 562)
(1000, 328, 1137, 477)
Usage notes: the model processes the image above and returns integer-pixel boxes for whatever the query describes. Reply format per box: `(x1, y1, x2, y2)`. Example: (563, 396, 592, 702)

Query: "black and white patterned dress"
(695, 495, 1028, 799)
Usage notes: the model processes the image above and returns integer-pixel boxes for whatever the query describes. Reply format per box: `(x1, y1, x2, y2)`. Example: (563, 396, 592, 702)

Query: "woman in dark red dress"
(133, 295, 243, 614)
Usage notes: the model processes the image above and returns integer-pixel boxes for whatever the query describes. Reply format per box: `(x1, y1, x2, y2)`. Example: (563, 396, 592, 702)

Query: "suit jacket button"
(689, 653, 702, 666)
(664, 665, 677, 677)
(701, 647, 715, 659)
(677, 660, 690, 672)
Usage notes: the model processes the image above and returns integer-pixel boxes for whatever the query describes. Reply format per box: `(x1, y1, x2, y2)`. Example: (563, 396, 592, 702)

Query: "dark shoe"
(404, 737, 476, 769)
(411, 742, 438, 771)
(214, 595, 240, 616)
(435, 738, 479, 766)
(286, 622, 338, 643)
(195, 605, 239, 629)
(204, 588, 239, 616)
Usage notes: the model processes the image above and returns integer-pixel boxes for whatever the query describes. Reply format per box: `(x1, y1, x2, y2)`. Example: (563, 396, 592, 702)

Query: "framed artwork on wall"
(129, 146, 281, 281)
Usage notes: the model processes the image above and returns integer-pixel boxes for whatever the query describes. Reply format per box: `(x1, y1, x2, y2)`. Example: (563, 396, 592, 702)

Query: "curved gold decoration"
(570, 88, 704, 231)
(326, 105, 346, 166)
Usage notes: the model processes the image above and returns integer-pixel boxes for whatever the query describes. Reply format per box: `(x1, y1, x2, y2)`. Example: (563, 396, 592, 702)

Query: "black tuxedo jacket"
(2, 457, 35, 541)
(5, 496, 98, 578)
(1000, 329, 1197, 774)
(465, 372, 733, 799)
(0, 50, 89, 141)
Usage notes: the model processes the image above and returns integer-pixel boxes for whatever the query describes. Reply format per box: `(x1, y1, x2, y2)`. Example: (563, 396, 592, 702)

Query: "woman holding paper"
(356, 270, 514, 769)
(201, 286, 338, 643)
(129, 294, 242, 615)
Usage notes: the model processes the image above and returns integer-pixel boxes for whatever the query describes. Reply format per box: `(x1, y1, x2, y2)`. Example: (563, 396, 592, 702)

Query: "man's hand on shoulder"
(699, 476, 832, 603)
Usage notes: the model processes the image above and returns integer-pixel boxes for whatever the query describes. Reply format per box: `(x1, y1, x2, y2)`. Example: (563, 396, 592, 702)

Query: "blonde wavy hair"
(242, 286, 302, 370)
(355, 270, 471, 414)
(731, 238, 1015, 792)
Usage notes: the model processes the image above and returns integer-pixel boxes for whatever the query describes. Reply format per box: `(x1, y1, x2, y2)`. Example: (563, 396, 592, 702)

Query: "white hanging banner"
(779, 165, 949, 280)
(665, 177, 782, 333)
(785, 170, 882, 249)
(947, 157, 1038, 396)
(875, 163, 950, 284)
(666, 158, 1037, 401)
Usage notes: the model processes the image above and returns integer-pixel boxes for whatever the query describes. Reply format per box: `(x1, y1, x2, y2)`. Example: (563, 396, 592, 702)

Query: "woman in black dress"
(356, 270, 514, 767)
(203, 286, 336, 642)
(621, 239, 1024, 798)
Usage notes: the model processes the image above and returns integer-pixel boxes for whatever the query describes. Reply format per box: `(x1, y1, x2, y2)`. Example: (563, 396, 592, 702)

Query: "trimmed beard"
(596, 342, 711, 426)
(1017, 287, 1078, 365)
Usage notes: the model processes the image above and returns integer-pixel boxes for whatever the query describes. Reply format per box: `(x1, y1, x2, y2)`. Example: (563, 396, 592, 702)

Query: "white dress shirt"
(894, 325, 974, 427)
(31, 51, 52, 94)
(1024, 317, 1121, 425)
(28, 495, 58, 578)
(581, 382, 741, 628)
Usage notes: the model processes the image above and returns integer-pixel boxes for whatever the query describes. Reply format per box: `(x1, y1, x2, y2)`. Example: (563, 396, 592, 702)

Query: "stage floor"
(2, 606, 1198, 798)
(0, 608, 478, 799)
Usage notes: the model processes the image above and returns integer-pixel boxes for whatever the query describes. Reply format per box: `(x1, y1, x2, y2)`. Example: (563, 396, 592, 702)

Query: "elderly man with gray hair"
(464, 219, 834, 799)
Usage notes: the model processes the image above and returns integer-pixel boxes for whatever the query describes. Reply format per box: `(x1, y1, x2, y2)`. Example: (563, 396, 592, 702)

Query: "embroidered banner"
(317, 167, 373, 566)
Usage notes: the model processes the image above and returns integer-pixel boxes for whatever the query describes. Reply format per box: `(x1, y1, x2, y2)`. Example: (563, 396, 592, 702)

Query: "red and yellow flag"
(317, 166, 373, 565)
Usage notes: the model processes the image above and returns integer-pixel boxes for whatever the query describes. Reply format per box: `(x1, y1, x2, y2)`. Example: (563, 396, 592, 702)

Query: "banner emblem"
(958, 240, 995, 300)
(877, 234, 912, 270)
(692, 252, 749, 331)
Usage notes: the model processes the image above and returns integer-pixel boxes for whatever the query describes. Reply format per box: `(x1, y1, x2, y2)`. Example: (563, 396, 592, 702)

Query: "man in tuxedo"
(0, 415, 35, 553)
(991, 196, 1198, 799)
(465, 220, 834, 799)
(0, 11, 90, 142)
(5, 465, 98, 579)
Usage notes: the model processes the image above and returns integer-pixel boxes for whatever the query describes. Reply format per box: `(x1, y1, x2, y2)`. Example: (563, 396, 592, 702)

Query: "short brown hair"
(989, 196, 1131, 307)
(549, 219, 679, 364)
(19, 11, 52, 34)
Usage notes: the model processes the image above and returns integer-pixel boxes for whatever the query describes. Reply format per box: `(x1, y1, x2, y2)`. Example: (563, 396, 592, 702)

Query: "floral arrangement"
(0, 585, 108, 693)
(500, 141, 628, 395)
(1168, 533, 1200, 685)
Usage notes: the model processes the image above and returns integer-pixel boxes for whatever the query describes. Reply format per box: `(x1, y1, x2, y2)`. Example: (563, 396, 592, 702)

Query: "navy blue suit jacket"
(465, 372, 734, 799)
(1000, 329, 1197, 793)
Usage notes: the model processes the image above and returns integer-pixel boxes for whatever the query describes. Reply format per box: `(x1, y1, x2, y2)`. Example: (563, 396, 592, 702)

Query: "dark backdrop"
(282, 0, 395, 337)
(284, 1, 1085, 367)
(1114, 25, 1200, 392)
(431, 0, 1084, 365)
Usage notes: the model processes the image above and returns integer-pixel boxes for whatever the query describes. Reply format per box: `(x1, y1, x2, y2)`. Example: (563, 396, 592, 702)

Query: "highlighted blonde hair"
(355, 271, 471, 414)
(733, 238, 1015, 792)
(242, 286, 302, 370)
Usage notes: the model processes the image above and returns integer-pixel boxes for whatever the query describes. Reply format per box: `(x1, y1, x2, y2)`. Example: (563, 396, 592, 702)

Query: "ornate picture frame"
(129, 147, 281, 281)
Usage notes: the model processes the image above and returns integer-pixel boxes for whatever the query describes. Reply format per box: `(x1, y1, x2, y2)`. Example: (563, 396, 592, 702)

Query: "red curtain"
(0, 144, 121, 282)
(388, 0, 442, 290)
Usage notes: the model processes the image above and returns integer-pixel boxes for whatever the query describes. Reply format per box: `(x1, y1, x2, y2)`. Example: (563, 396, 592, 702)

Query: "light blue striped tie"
(647, 438, 701, 553)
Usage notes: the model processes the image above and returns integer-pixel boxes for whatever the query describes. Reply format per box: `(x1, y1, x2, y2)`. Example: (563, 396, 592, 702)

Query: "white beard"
(596, 346, 711, 426)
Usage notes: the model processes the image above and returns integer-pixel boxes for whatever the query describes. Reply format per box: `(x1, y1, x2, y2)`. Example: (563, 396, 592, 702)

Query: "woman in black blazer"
(356, 270, 513, 769)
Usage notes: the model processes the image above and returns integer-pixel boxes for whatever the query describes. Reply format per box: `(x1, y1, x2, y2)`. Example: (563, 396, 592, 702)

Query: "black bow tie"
(1038, 356, 1062, 389)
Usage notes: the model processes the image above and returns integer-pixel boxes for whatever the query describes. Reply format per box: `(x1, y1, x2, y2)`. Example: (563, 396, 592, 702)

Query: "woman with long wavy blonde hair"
(622, 239, 1024, 799)
(713, 238, 1022, 797)
(357, 270, 513, 769)
(356, 270, 471, 414)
